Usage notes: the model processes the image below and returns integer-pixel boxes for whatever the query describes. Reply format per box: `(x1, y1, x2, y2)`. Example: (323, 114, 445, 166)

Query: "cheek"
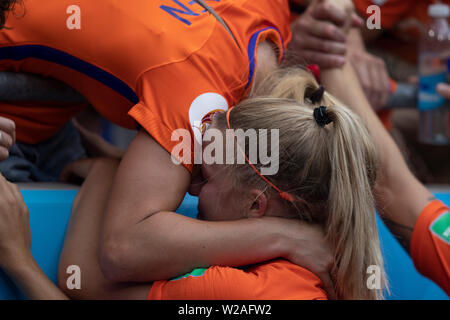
(197, 184, 217, 216)
(198, 183, 238, 221)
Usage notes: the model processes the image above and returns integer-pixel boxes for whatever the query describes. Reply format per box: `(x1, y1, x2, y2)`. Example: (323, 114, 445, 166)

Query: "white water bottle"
(418, 3, 450, 145)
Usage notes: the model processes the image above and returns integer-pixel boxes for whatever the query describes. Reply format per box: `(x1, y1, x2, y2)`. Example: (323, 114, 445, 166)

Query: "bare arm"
(2, 255, 69, 300)
(0, 174, 68, 300)
(347, 28, 390, 111)
(99, 130, 335, 296)
(321, 64, 432, 252)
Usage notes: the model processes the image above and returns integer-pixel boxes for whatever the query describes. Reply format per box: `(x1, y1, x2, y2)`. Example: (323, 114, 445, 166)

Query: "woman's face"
(189, 161, 248, 222)
(188, 134, 250, 221)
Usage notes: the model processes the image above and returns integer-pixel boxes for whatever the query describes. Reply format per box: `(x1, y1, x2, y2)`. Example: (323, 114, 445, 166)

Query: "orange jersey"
(411, 200, 450, 295)
(0, 0, 292, 172)
(147, 259, 327, 300)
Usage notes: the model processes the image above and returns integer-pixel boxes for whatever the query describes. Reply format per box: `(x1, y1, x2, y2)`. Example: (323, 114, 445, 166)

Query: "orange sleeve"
(353, 0, 415, 29)
(411, 200, 450, 295)
(128, 59, 237, 173)
(147, 261, 327, 300)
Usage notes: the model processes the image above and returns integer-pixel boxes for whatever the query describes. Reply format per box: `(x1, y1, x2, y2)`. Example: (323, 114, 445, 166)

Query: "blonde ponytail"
(325, 105, 385, 299)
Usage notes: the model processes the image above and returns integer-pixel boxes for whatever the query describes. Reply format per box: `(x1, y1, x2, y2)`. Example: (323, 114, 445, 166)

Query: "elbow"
(99, 234, 134, 283)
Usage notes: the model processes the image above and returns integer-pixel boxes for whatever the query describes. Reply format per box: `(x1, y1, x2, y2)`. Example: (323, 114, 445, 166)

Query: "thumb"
(352, 13, 364, 28)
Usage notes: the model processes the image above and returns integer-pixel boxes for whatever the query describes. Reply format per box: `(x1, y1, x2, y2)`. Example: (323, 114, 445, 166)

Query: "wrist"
(348, 29, 366, 51)
(260, 218, 294, 260)
(1, 250, 35, 275)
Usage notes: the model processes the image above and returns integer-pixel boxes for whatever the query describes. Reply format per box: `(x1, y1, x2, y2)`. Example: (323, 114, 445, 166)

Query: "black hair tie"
(310, 85, 325, 104)
(314, 106, 332, 128)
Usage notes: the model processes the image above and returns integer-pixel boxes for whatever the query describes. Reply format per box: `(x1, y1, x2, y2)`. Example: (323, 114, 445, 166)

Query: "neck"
(252, 41, 279, 92)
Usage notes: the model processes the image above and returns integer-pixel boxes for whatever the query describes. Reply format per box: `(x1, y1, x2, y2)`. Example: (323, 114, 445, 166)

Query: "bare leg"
(58, 158, 150, 300)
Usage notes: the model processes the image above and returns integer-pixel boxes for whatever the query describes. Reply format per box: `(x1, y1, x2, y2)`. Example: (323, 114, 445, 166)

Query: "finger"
(378, 61, 391, 108)
(0, 169, 11, 195)
(59, 162, 75, 183)
(0, 117, 15, 142)
(0, 170, 6, 183)
(0, 131, 14, 149)
(352, 13, 365, 28)
(301, 34, 347, 56)
(307, 19, 347, 42)
(312, 2, 347, 27)
(59, 158, 94, 183)
(437, 83, 450, 100)
(8, 180, 25, 206)
(367, 63, 383, 110)
(370, 58, 390, 110)
(0, 146, 9, 162)
(301, 50, 346, 68)
(319, 273, 337, 300)
(353, 59, 373, 106)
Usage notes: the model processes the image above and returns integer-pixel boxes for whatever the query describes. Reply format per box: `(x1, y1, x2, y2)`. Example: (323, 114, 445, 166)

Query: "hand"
(437, 83, 450, 100)
(349, 49, 390, 111)
(289, 0, 363, 68)
(73, 120, 124, 160)
(60, 157, 119, 183)
(0, 173, 32, 270)
(279, 220, 336, 299)
(0, 116, 15, 161)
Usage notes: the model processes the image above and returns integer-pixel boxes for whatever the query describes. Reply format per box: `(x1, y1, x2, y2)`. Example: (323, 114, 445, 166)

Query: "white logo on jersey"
(189, 93, 229, 145)
(188, 93, 228, 165)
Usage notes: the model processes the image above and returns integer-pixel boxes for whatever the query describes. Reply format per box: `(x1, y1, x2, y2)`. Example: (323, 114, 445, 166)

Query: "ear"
(246, 189, 268, 218)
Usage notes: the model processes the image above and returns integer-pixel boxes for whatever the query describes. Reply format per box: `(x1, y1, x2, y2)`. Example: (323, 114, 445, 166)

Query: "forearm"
(101, 212, 289, 282)
(0, 72, 86, 102)
(348, 28, 366, 51)
(3, 254, 69, 300)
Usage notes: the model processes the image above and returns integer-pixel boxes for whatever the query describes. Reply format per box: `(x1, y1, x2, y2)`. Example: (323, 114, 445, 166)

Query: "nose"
(188, 168, 205, 197)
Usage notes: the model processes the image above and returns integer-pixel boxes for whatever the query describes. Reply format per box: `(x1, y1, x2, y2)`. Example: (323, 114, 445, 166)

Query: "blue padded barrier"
(0, 188, 448, 300)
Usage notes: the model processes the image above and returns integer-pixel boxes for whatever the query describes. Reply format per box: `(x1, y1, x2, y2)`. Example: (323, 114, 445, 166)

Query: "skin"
(0, 172, 67, 300)
(436, 83, 450, 99)
(92, 2, 371, 291)
(0, 116, 14, 160)
(0, 40, 337, 299)
(0, 140, 330, 300)
(0, 1, 441, 299)
(0, 26, 336, 299)
(289, 0, 390, 110)
(347, 29, 390, 111)
(289, 0, 364, 68)
(95, 42, 335, 298)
